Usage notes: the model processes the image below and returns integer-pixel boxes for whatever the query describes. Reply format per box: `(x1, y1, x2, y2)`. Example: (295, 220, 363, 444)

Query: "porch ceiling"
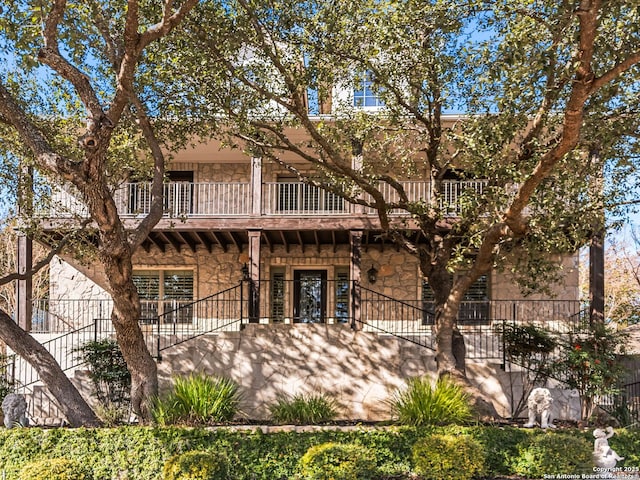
(139, 228, 427, 253)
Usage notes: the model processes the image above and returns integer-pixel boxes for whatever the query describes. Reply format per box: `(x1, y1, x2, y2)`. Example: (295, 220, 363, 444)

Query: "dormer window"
(353, 72, 385, 108)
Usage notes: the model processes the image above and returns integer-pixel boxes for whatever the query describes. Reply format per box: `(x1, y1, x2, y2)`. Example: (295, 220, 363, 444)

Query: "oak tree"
(175, 0, 640, 416)
(0, 0, 200, 422)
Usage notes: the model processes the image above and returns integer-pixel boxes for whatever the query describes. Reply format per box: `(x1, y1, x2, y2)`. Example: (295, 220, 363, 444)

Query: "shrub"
(152, 374, 242, 425)
(511, 433, 593, 478)
(74, 339, 131, 424)
(19, 458, 93, 480)
(162, 450, 229, 480)
(269, 393, 338, 425)
(471, 426, 531, 476)
(500, 323, 557, 418)
(412, 434, 485, 480)
(555, 322, 629, 421)
(391, 376, 472, 426)
(298, 442, 378, 480)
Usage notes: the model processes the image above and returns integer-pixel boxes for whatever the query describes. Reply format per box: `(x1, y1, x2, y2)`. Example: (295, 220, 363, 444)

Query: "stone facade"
(154, 325, 582, 422)
(36, 155, 583, 424)
(157, 323, 436, 421)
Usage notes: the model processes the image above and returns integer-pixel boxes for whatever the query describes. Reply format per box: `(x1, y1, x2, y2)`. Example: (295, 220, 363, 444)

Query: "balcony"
(42, 180, 488, 219)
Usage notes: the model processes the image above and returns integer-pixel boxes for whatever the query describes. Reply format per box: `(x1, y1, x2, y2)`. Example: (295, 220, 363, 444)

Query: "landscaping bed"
(0, 425, 638, 479)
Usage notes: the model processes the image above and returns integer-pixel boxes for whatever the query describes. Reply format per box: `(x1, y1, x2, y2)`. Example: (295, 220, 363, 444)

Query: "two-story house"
(8, 82, 583, 423)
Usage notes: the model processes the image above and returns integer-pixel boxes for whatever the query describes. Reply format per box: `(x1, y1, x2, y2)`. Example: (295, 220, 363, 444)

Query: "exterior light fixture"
(241, 263, 250, 281)
(367, 265, 378, 284)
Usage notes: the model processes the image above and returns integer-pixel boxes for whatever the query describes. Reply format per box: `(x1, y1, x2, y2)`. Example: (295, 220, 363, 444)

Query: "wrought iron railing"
(3, 319, 112, 394)
(357, 286, 436, 351)
(1, 284, 247, 420)
(152, 284, 247, 357)
(597, 381, 640, 427)
(5, 280, 603, 425)
(31, 298, 114, 333)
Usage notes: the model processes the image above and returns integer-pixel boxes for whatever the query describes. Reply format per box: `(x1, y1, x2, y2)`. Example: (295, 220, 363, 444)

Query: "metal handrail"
(1, 284, 247, 396)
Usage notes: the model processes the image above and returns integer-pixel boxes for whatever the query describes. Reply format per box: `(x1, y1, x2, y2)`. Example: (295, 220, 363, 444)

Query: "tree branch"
(504, 0, 602, 235)
(127, 95, 166, 249)
(0, 220, 91, 287)
(39, 0, 105, 123)
(110, 0, 199, 125)
(0, 81, 81, 180)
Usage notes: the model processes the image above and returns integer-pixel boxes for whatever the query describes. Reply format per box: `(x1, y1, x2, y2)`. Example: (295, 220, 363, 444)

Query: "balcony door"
(293, 270, 327, 323)
(165, 170, 194, 216)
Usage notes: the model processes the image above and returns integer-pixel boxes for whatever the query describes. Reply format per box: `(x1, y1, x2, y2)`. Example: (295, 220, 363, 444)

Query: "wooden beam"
(175, 231, 197, 253)
(159, 232, 182, 253)
(229, 232, 243, 252)
(194, 231, 213, 253)
(210, 231, 228, 253)
(251, 157, 262, 216)
(262, 231, 273, 253)
(314, 231, 320, 253)
(147, 233, 166, 252)
(297, 231, 305, 253)
(280, 231, 289, 253)
(17, 234, 32, 331)
(128, 215, 383, 231)
(590, 229, 605, 324)
(350, 230, 362, 330)
(248, 230, 261, 323)
(332, 231, 337, 253)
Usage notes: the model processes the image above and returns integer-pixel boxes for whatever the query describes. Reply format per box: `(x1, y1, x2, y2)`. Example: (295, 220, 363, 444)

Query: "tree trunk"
(103, 254, 158, 422)
(434, 290, 501, 421)
(0, 309, 100, 427)
(81, 179, 159, 422)
(111, 307, 158, 421)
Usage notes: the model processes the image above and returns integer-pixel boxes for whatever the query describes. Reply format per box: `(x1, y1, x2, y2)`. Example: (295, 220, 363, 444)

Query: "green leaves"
(555, 322, 629, 420)
(268, 392, 338, 425)
(151, 374, 242, 426)
(390, 376, 473, 426)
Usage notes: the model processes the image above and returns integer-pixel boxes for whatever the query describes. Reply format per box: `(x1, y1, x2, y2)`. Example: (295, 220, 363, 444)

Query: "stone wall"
(157, 323, 436, 421)
(468, 362, 581, 421)
(50, 244, 579, 329)
(492, 254, 579, 301)
(156, 325, 582, 422)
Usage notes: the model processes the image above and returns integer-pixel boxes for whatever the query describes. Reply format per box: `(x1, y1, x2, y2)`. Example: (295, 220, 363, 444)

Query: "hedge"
(0, 426, 637, 479)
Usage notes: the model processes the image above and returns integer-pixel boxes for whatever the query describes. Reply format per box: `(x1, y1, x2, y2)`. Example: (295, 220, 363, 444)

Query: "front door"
(293, 270, 327, 323)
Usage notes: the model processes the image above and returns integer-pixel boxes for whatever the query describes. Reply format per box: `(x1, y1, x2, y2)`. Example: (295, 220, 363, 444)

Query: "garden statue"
(2, 393, 28, 428)
(523, 387, 555, 429)
(593, 427, 624, 469)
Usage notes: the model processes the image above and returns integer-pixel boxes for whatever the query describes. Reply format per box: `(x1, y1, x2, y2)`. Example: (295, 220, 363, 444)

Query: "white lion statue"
(523, 387, 556, 429)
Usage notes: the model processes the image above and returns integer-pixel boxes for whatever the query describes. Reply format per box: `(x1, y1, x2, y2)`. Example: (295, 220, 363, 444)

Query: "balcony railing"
(263, 182, 349, 215)
(40, 180, 489, 219)
(114, 182, 251, 217)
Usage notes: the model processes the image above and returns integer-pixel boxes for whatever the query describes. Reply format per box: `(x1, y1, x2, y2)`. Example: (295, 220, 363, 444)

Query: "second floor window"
(353, 72, 385, 108)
